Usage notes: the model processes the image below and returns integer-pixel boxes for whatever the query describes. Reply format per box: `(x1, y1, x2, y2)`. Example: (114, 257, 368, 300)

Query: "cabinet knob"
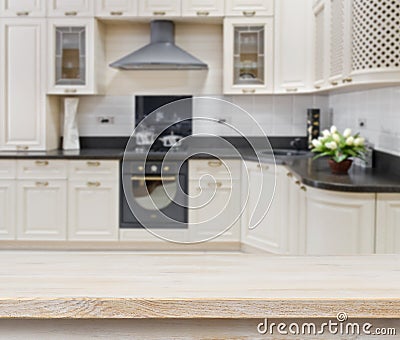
(196, 11, 210, 16)
(64, 88, 77, 94)
(243, 11, 256, 16)
(314, 85, 321, 90)
(208, 182, 222, 188)
(153, 11, 166, 15)
(16, 11, 30, 16)
(16, 145, 29, 151)
(287, 172, 293, 177)
(285, 88, 298, 92)
(343, 77, 353, 83)
(110, 11, 123, 16)
(87, 161, 100, 167)
(242, 88, 256, 94)
(65, 11, 78, 16)
(35, 181, 49, 187)
(300, 185, 307, 192)
(295, 180, 301, 186)
(208, 160, 222, 167)
(87, 181, 101, 187)
(330, 81, 338, 86)
(35, 160, 49, 166)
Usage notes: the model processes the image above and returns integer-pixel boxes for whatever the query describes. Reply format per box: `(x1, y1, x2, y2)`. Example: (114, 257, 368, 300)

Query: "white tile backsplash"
(330, 86, 400, 156)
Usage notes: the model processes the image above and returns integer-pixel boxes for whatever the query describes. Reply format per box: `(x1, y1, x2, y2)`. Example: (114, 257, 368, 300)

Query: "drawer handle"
(196, 10, 209, 16)
(87, 181, 101, 187)
(87, 161, 100, 167)
(243, 10, 256, 16)
(295, 180, 301, 186)
(343, 77, 353, 83)
(257, 164, 269, 170)
(16, 145, 29, 151)
(208, 160, 222, 167)
(242, 88, 256, 94)
(331, 81, 338, 86)
(36, 181, 49, 187)
(153, 11, 166, 15)
(16, 11, 30, 16)
(110, 11, 123, 15)
(300, 185, 307, 192)
(208, 182, 222, 188)
(35, 160, 49, 166)
(64, 88, 77, 94)
(287, 172, 293, 177)
(314, 85, 321, 89)
(286, 88, 298, 92)
(65, 11, 78, 16)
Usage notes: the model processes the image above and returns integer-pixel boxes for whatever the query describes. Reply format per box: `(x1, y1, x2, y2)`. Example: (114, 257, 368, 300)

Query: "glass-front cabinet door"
(223, 17, 274, 94)
(48, 19, 97, 94)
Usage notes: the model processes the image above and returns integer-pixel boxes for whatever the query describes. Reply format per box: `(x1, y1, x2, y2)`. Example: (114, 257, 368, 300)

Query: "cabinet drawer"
(189, 159, 241, 180)
(0, 160, 17, 179)
(68, 160, 119, 180)
(17, 160, 67, 179)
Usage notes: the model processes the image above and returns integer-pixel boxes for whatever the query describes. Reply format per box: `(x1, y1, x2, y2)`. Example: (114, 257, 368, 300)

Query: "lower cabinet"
(305, 187, 376, 255)
(68, 180, 118, 241)
(16, 180, 67, 240)
(241, 162, 288, 254)
(376, 194, 400, 253)
(0, 180, 16, 240)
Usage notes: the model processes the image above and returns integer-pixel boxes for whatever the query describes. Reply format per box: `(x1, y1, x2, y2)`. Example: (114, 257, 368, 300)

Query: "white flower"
(312, 139, 322, 148)
(326, 141, 338, 150)
(322, 129, 331, 137)
(330, 125, 338, 134)
(346, 136, 354, 146)
(332, 133, 341, 143)
(343, 128, 352, 138)
(354, 137, 365, 146)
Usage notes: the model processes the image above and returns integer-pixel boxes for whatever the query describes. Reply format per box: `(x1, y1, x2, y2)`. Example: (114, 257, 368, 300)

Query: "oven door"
(121, 169, 188, 229)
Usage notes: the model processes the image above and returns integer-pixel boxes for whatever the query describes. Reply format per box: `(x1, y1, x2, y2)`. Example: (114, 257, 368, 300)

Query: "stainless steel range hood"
(109, 20, 208, 70)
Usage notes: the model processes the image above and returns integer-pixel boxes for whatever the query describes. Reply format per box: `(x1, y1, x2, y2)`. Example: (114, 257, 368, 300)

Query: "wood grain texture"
(0, 251, 399, 319)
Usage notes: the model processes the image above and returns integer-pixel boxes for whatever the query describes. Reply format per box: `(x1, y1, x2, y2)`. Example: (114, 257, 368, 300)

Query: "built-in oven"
(120, 160, 188, 229)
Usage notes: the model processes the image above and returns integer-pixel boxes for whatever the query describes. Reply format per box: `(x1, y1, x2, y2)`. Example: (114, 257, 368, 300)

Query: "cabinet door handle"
(110, 11, 123, 15)
(35, 160, 49, 166)
(208, 160, 222, 167)
(36, 181, 49, 187)
(87, 181, 101, 188)
(65, 11, 78, 16)
(243, 11, 256, 16)
(208, 182, 222, 188)
(286, 87, 298, 92)
(87, 161, 101, 167)
(16, 11, 30, 16)
(242, 88, 256, 94)
(16, 145, 29, 151)
(257, 164, 269, 170)
(196, 10, 209, 16)
(64, 88, 77, 94)
(153, 11, 166, 15)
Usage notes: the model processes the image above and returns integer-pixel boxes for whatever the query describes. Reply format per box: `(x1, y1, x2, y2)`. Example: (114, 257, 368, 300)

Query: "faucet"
(290, 138, 303, 151)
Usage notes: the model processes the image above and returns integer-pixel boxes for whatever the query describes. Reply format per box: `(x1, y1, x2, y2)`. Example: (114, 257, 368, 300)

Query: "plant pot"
(328, 159, 353, 175)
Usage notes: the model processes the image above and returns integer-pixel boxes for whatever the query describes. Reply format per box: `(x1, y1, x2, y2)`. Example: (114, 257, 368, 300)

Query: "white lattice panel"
(315, 6, 325, 81)
(330, 0, 345, 77)
(352, 0, 400, 71)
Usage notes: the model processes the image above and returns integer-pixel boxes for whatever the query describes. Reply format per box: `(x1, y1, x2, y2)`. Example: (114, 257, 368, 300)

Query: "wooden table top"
(0, 251, 399, 319)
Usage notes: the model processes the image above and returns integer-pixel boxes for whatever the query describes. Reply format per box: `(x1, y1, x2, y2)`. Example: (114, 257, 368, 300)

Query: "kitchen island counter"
(0, 251, 399, 319)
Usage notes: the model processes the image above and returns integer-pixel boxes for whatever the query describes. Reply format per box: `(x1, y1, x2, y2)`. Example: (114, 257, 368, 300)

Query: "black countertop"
(0, 147, 399, 193)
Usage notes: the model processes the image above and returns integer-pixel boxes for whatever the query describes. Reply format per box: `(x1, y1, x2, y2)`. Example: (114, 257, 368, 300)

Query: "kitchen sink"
(260, 149, 310, 157)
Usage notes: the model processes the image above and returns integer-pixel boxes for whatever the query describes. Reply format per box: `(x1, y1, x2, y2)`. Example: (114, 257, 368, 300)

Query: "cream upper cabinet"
(225, 0, 273, 17)
(95, 0, 138, 18)
(274, 0, 313, 93)
(0, 19, 48, 151)
(305, 186, 375, 255)
(223, 17, 274, 94)
(181, 0, 224, 17)
(47, 19, 105, 94)
(188, 159, 241, 242)
(0, 0, 46, 17)
(241, 162, 288, 254)
(47, 0, 94, 17)
(376, 194, 400, 254)
(138, 0, 181, 17)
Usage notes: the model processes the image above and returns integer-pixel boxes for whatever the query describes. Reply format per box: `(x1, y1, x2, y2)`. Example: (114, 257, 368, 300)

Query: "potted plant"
(311, 126, 366, 174)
